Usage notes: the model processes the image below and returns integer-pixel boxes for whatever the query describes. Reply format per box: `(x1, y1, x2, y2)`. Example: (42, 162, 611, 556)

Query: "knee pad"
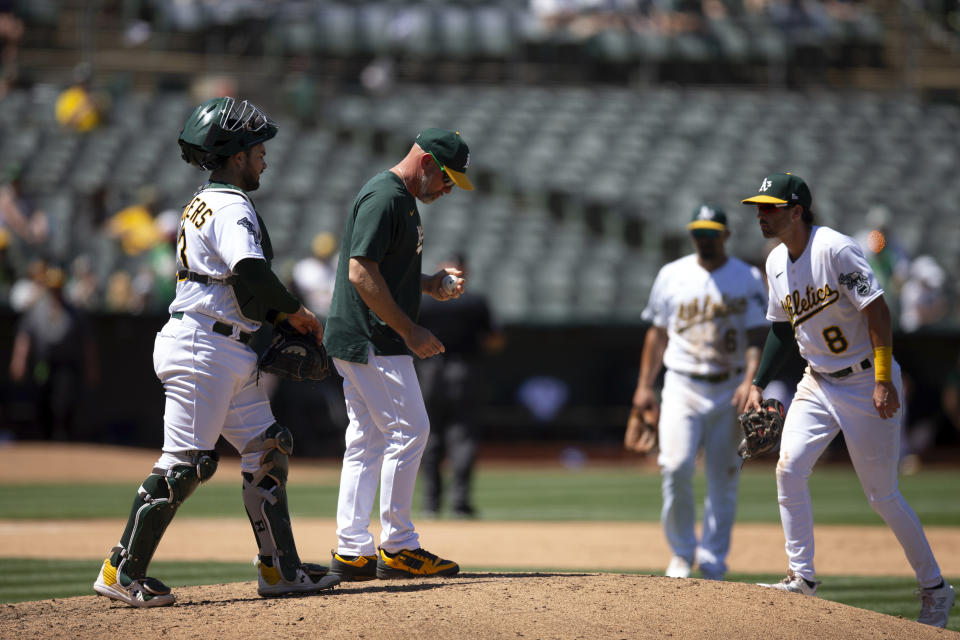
(241, 425, 301, 579)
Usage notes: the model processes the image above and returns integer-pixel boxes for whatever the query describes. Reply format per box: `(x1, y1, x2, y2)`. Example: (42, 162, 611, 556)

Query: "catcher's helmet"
(178, 97, 278, 170)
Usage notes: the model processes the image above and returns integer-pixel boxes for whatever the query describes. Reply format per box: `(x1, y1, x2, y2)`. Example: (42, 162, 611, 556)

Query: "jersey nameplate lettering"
(182, 196, 214, 229)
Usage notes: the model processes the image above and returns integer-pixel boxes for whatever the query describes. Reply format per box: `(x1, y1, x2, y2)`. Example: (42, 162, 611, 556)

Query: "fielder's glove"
(258, 320, 331, 382)
(737, 398, 786, 461)
(624, 406, 658, 454)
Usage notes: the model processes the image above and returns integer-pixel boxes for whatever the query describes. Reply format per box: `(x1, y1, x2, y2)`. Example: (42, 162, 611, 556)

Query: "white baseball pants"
(777, 362, 943, 588)
(333, 346, 429, 556)
(153, 312, 275, 475)
(657, 370, 743, 576)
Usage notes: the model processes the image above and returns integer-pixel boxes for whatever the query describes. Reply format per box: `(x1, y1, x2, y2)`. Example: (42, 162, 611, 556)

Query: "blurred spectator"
(900, 255, 949, 333)
(54, 62, 109, 133)
(855, 205, 910, 290)
(144, 209, 181, 311)
(854, 204, 910, 323)
(0, 1, 23, 98)
(9, 257, 48, 312)
(104, 269, 141, 313)
(0, 163, 49, 249)
(65, 254, 101, 310)
(417, 255, 505, 518)
(8, 266, 99, 440)
(107, 186, 161, 257)
(292, 231, 338, 319)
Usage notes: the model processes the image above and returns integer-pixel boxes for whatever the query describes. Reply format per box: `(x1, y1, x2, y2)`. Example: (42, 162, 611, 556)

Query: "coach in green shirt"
(324, 128, 473, 581)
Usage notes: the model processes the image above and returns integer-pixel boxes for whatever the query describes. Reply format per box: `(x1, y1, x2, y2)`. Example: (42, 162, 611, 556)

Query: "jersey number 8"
(822, 325, 848, 354)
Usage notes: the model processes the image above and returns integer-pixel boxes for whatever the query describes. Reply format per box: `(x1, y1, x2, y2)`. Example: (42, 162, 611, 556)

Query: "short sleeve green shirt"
(324, 171, 423, 363)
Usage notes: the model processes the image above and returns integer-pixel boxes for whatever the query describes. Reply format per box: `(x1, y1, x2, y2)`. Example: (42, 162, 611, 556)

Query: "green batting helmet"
(178, 97, 278, 170)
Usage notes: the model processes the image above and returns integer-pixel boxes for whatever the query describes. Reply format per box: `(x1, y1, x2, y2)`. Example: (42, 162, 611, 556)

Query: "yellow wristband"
(874, 347, 892, 382)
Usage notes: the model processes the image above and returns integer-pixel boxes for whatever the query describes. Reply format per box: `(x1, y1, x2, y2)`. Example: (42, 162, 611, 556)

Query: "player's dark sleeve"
(233, 258, 301, 314)
(751, 321, 798, 389)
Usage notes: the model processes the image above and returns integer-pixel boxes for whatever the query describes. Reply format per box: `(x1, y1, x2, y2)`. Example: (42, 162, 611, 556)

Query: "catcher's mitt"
(737, 398, 786, 461)
(258, 320, 331, 382)
(624, 406, 658, 454)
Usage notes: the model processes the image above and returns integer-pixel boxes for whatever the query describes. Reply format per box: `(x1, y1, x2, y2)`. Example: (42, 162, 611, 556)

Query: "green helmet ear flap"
(178, 140, 226, 170)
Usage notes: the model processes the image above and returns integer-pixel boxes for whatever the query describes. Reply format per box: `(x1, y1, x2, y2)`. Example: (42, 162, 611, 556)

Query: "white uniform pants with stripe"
(657, 370, 742, 576)
(777, 362, 942, 588)
(333, 346, 429, 556)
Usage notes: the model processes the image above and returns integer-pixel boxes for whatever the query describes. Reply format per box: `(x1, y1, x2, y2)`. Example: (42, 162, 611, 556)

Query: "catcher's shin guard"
(110, 451, 219, 580)
(241, 424, 303, 580)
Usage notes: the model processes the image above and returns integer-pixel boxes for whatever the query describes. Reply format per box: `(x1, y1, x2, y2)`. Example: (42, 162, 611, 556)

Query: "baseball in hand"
(441, 274, 459, 295)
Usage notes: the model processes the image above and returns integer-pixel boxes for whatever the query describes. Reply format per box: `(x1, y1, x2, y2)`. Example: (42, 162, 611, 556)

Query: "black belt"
(683, 368, 743, 383)
(827, 358, 871, 378)
(177, 270, 237, 285)
(171, 311, 253, 344)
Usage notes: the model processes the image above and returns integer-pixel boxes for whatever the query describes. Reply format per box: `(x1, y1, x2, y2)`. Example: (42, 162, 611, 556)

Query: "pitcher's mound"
(2, 573, 950, 639)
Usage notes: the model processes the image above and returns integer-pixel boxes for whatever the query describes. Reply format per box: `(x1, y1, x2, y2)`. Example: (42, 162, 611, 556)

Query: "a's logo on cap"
(697, 206, 713, 220)
(464, 153, 470, 170)
(760, 178, 773, 192)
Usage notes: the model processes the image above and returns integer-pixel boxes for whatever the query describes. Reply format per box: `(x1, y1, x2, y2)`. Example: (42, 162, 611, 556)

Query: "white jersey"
(171, 184, 266, 332)
(643, 254, 768, 376)
(764, 225, 883, 373)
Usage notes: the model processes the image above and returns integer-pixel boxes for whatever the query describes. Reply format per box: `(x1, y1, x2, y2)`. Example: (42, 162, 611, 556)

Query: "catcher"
(93, 97, 339, 608)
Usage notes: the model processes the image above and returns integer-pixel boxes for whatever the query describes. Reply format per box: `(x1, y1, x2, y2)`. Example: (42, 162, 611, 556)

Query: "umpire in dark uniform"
(417, 254, 504, 518)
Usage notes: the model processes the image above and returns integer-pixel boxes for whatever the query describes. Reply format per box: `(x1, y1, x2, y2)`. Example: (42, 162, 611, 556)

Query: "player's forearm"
(348, 257, 417, 337)
(234, 258, 301, 314)
(741, 326, 766, 384)
(862, 296, 893, 349)
(751, 321, 795, 389)
(636, 326, 667, 391)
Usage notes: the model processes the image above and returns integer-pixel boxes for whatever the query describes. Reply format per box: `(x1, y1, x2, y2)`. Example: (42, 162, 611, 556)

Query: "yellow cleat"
(376, 547, 459, 579)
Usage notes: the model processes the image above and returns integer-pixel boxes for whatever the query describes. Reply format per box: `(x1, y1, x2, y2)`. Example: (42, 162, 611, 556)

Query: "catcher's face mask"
(178, 96, 278, 168)
(219, 98, 275, 134)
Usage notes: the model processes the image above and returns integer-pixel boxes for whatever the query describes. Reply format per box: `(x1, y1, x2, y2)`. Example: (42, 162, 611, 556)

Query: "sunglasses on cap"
(428, 151, 454, 188)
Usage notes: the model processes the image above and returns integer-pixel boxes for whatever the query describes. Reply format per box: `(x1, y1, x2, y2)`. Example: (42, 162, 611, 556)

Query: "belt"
(177, 270, 237, 285)
(171, 311, 253, 344)
(682, 368, 743, 383)
(827, 358, 871, 378)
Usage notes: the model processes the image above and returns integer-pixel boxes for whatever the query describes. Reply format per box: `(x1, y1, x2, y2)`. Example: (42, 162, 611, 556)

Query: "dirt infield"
(1, 443, 957, 639)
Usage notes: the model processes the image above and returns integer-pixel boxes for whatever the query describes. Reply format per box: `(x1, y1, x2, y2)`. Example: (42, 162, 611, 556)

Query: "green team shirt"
(324, 170, 424, 363)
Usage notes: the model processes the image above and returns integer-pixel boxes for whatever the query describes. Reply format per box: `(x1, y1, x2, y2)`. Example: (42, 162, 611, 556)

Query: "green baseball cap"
(742, 172, 811, 209)
(687, 204, 728, 237)
(415, 128, 474, 191)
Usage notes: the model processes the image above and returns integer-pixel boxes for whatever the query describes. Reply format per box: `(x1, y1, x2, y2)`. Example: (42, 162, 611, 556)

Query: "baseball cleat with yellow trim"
(93, 558, 175, 608)
(256, 558, 341, 597)
(376, 547, 459, 579)
(330, 552, 378, 581)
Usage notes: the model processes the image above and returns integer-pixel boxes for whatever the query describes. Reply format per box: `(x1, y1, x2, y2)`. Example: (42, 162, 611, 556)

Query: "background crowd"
(0, 0, 958, 464)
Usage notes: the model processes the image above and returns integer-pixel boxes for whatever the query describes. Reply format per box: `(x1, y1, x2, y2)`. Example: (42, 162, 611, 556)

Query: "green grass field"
(1, 464, 957, 630)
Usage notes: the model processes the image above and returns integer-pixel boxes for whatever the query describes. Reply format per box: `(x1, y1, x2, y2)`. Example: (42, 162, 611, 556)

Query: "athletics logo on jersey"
(839, 271, 870, 296)
(237, 218, 262, 245)
(781, 284, 840, 326)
